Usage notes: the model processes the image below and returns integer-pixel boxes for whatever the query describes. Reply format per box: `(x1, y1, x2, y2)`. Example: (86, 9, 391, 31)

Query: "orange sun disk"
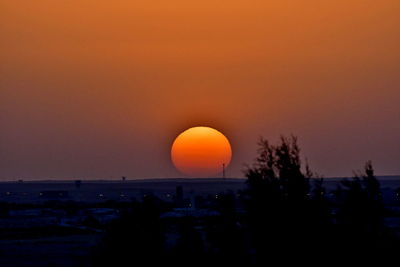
(171, 126, 232, 177)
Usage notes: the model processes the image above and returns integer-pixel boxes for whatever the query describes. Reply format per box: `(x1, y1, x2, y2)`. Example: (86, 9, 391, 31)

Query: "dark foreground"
(0, 177, 400, 266)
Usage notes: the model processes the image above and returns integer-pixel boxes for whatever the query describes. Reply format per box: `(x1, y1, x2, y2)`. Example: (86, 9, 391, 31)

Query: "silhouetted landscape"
(2, 2, 399, 265)
(1, 137, 400, 266)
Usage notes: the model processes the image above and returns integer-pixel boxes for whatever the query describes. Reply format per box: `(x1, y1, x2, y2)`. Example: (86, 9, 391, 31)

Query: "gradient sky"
(1, 0, 399, 180)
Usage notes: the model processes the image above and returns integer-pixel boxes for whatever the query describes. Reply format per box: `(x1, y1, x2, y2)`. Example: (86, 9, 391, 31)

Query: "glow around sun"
(171, 126, 232, 177)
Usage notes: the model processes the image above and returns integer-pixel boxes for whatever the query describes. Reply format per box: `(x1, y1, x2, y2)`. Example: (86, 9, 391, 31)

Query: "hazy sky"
(1, 0, 399, 180)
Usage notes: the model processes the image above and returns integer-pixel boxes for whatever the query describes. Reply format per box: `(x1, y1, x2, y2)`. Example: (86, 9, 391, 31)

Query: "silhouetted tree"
(338, 161, 383, 229)
(332, 161, 391, 262)
(338, 161, 384, 242)
(244, 136, 322, 264)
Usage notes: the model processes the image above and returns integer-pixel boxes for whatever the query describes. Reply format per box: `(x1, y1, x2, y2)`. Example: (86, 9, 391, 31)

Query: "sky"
(1, 0, 399, 180)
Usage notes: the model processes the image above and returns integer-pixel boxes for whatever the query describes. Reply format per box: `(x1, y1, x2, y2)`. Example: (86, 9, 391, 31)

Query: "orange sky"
(1, 0, 399, 179)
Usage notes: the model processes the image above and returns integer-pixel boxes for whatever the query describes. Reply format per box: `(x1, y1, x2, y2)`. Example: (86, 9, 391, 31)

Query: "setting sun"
(171, 127, 232, 177)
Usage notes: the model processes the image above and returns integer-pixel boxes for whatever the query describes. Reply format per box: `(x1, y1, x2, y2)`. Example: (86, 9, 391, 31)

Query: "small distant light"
(39, 192, 43, 196)
(166, 194, 171, 198)
(215, 194, 219, 199)
(6, 192, 11, 195)
(120, 194, 125, 197)
(99, 194, 104, 197)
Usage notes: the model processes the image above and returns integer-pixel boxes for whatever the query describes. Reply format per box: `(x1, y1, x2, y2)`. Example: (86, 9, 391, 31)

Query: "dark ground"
(0, 177, 400, 267)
